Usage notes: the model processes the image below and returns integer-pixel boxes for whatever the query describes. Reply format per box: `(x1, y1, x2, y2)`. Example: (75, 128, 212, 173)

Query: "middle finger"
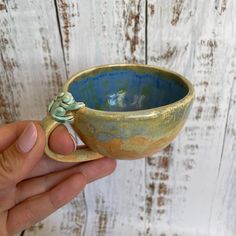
(16, 158, 116, 205)
(25, 155, 77, 179)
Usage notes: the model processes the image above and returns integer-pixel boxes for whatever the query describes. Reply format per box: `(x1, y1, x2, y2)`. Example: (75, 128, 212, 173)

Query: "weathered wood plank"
(84, 160, 146, 236)
(57, 0, 145, 236)
(208, 50, 236, 235)
(2, 0, 235, 235)
(24, 0, 146, 236)
(55, 1, 147, 236)
(55, 0, 146, 76)
(24, 194, 87, 236)
(0, 0, 67, 122)
(146, 0, 236, 235)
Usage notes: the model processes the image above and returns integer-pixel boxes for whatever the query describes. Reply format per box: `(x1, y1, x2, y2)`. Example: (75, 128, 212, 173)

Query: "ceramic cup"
(41, 64, 195, 162)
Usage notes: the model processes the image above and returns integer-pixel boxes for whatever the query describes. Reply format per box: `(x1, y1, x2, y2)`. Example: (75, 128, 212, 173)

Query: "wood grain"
(0, 0, 235, 235)
(55, 0, 146, 76)
(24, 0, 146, 235)
(0, 0, 67, 123)
(23, 195, 87, 236)
(78, 2, 146, 235)
(208, 49, 236, 235)
(55, 1, 146, 236)
(147, 0, 236, 235)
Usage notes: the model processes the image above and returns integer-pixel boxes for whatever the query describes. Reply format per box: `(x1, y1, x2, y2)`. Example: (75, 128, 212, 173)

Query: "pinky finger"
(7, 173, 87, 235)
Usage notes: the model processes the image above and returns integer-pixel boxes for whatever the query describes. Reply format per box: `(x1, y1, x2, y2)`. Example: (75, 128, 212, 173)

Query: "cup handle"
(41, 92, 103, 163)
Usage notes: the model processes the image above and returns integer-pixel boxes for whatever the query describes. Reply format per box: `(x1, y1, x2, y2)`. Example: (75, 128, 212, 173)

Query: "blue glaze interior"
(68, 68, 188, 111)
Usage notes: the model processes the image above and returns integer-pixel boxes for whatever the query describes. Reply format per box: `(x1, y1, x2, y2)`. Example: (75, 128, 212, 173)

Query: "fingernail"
(70, 134, 77, 152)
(16, 122, 38, 153)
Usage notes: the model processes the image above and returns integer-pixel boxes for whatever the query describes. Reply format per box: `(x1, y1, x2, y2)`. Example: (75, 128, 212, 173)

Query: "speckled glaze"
(42, 64, 194, 162)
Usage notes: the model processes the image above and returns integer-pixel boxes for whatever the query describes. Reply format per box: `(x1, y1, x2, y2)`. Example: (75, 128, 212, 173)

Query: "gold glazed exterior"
(42, 64, 195, 162)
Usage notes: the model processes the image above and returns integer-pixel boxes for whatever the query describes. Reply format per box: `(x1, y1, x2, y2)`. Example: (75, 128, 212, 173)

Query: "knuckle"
(48, 190, 61, 210)
(0, 150, 20, 186)
(24, 200, 38, 223)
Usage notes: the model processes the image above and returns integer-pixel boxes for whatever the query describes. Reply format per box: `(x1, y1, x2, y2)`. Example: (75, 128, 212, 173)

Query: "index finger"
(25, 155, 77, 179)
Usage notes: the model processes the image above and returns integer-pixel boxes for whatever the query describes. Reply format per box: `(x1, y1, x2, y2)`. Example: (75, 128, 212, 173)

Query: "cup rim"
(63, 63, 195, 119)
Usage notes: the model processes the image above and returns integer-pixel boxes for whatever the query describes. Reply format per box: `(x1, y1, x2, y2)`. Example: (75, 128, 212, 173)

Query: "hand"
(0, 121, 116, 236)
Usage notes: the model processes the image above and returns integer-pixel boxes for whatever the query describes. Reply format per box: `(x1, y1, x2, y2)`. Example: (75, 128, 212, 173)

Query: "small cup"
(41, 64, 195, 162)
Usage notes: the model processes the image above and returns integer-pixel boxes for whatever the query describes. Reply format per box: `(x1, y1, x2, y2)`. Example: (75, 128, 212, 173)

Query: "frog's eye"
(62, 94, 72, 103)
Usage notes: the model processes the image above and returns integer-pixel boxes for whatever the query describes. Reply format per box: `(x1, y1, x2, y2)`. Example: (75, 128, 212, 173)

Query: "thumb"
(0, 122, 45, 188)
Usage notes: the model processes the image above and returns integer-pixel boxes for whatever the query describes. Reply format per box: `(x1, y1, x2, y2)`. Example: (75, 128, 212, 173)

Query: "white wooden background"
(0, 0, 236, 235)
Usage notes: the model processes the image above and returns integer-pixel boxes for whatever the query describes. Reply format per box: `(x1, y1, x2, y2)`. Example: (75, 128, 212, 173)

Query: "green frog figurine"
(48, 92, 85, 123)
